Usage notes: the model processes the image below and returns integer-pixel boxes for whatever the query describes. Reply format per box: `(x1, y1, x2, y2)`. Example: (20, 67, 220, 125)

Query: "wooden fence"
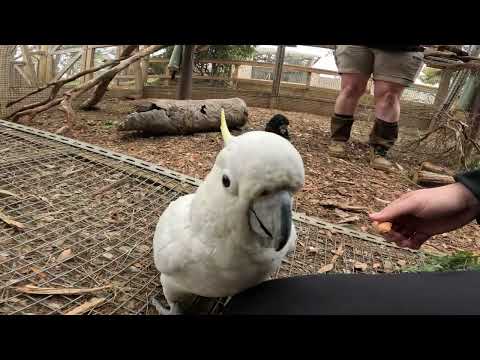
(3, 46, 441, 129)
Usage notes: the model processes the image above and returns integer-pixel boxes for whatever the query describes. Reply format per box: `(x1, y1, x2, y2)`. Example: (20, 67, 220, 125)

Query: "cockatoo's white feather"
(153, 113, 304, 314)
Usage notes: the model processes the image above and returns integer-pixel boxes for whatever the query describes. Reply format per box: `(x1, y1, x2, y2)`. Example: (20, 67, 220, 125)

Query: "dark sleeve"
(454, 169, 480, 201)
(454, 169, 480, 224)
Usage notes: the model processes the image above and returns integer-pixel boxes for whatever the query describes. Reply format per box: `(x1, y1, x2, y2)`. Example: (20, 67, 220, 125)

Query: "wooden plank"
(149, 57, 340, 76)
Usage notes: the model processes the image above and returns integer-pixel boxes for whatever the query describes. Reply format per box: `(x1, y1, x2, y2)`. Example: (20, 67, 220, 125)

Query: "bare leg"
(329, 73, 369, 157)
(369, 80, 406, 170)
(373, 80, 405, 123)
(334, 73, 369, 116)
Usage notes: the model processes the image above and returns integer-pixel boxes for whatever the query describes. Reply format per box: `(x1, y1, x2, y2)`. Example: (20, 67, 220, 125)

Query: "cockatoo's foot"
(151, 296, 183, 315)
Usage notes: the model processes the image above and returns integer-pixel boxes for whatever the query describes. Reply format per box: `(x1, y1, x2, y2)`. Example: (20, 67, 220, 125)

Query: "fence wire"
(0, 120, 423, 315)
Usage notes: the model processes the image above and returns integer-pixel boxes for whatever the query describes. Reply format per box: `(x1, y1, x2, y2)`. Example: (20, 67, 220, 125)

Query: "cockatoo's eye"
(222, 175, 231, 188)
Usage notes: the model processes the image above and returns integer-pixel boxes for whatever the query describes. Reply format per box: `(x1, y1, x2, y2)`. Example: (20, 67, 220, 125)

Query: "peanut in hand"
(372, 221, 392, 234)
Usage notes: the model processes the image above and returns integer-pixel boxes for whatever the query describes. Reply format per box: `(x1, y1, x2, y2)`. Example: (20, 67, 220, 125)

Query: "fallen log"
(419, 161, 455, 176)
(118, 98, 248, 135)
(413, 170, 455, 187)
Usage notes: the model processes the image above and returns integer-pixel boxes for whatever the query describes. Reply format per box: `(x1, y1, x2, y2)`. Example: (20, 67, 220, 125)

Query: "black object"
(223, 271, 480, 315)
(222, 175, 230, 188)
(368, 118, 399, 154)
(330, 113, 354, 142)
(455, 169, 480, 202)
(454, 169, 480, 224)
(265, 114, 290, 140)
(135, 103, 161, 113)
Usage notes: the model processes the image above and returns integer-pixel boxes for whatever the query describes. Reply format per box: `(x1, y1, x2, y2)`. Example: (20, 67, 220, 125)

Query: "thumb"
(369, 198, 418, 222)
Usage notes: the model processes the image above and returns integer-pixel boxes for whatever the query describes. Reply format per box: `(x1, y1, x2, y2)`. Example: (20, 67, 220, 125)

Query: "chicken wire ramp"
(0, 120, 422, 315)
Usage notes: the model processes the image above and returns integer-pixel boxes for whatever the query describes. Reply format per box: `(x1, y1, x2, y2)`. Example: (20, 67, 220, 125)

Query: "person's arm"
(369, 169, 480, 249)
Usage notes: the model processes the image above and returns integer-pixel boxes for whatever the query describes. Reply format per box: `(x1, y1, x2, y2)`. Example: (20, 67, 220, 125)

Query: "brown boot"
(370, 146, 394, 171)
(368, 119, 398, 172)
(328, 140, 347, 157)
(329, 114, 354, 158)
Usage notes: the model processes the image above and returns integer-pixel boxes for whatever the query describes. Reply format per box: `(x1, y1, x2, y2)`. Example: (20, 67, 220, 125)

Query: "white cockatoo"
(152, 109, 305, 314)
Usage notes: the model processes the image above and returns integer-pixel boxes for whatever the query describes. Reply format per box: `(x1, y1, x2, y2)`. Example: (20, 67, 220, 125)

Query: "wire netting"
(0, 121, 423, 315)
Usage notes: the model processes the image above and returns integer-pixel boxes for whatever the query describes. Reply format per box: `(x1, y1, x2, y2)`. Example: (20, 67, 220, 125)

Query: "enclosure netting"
(0, 46, 52, 119)
(0, 120, 423, 315)
(399, 65, 480, 169)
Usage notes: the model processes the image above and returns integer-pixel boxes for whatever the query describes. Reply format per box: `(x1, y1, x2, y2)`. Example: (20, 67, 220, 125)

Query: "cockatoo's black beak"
(249, 190, 293, 252)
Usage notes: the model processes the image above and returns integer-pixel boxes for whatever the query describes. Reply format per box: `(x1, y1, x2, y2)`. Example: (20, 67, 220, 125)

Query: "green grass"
(103, 120, 114, 129)
(403, 251, 480, 273)
(466, 158, 480, 171)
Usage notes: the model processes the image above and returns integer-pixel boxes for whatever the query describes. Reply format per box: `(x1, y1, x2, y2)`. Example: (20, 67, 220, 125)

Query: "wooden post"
(305, 70, 312, 90)
(177, 45, 194, 100)
(80, 46, 89, 83)
(21, 45, 38, 87)
(270, 45, 286, 108)
(85, 48, 95, 82)
(230, 64, 240, 89)
(434, 69, 452, 108)
(164, 57, 170, 85)
(45, 45, 54, 83)
(134, 46, 144, 97)
(115, 46, 123, 86)
(38, 45, 49, 85)
(140, 45, 150, 86)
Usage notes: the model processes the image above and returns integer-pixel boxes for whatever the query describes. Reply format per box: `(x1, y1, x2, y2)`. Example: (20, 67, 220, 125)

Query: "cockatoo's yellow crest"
(220, 108, 232, 145)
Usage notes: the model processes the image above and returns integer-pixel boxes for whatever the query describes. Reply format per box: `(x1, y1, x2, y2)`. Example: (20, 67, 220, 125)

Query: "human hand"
(369, 183, 480, 249)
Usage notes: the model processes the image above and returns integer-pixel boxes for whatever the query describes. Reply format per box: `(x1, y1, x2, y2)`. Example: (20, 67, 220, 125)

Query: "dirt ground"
(20, 97, 480, 255)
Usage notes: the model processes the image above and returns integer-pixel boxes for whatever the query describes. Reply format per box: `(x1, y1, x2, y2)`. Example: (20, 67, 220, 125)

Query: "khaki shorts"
(334, 45, 424, 87)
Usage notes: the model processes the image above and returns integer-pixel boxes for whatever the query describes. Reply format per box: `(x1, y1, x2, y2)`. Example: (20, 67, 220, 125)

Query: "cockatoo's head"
(196, 109, 304, 252)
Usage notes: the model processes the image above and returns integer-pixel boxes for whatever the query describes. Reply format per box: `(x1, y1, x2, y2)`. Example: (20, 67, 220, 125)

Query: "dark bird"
(265, 114, 290, 140)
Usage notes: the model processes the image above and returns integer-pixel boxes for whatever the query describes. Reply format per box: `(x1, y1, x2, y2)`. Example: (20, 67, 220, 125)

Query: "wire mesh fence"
(0, 120, 423, 315)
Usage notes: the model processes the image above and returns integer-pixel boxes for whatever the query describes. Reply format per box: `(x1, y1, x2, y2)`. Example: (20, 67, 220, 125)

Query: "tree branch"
(6, 59, 119, 110)
(78, 45, 149, 110)
(8, 45, 165, 124)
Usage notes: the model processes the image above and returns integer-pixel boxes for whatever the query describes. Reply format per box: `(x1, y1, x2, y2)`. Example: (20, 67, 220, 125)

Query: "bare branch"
(8, 45, 165, 125)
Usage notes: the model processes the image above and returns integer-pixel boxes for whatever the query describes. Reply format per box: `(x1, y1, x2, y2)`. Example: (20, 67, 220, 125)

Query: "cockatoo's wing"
(153, 194, 196, 275)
